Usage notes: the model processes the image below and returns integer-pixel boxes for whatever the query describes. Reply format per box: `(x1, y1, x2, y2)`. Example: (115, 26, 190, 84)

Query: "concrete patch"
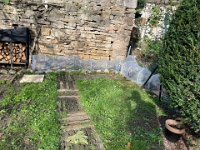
(20, 75, 44, 83)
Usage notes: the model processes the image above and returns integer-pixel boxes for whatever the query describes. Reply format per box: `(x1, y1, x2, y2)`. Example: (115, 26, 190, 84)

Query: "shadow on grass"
(146, 92, 183, 143)
(125, 90, 164, 150)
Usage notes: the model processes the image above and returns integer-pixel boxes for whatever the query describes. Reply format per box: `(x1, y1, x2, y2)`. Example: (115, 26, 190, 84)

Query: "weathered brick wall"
(0, 0, 137, 61)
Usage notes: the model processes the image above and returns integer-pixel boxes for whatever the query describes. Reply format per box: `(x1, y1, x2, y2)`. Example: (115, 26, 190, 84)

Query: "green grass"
(77, 78, 165, 150)
(0, 73, 60, 150)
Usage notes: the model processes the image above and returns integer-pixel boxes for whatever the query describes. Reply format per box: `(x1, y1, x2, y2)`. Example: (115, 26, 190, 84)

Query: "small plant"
(143, 38, 163, 57)
(149, 6, 161, 27)
(2, 0, 10, 4)
(66, 131, 88, 145)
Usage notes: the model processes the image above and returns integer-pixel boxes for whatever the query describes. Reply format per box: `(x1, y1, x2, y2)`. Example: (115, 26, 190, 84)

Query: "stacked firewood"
(0, 43, 26, 63)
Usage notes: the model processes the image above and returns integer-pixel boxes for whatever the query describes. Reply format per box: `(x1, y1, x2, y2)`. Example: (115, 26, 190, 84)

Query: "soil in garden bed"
(0, 75, 26, 147)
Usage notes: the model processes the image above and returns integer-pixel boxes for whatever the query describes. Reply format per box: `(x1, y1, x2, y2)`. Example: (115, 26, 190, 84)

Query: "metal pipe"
(159, 84, 162, 101)
(127, 45, 132, 57)
(142, 65, 158, 87)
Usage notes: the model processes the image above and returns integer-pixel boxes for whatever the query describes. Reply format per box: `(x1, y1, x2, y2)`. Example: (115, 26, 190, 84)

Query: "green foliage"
(77, 78, 164, 149)
(143, 38, 163, 57)
(137, 0, 146, 9)
(2, 0, 10, 4)
(159, 0, 200, 133)
(66, 131, 88, 145)
(0, 73, 60, 149)
(149, 6, 162, 27)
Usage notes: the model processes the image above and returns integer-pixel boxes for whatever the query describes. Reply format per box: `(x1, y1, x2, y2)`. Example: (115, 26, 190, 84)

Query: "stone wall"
(0, 0, 137, 62)
(146, 0, 180, 4)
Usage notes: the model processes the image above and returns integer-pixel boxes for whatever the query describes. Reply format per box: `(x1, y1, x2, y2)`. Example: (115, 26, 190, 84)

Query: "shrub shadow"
(125, 90, 164, 150)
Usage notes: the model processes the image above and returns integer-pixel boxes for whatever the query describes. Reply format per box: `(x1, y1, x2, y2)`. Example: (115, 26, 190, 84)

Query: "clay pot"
(165, 119, 185, 135)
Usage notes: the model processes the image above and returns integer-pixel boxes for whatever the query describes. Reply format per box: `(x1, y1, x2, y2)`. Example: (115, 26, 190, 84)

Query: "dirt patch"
(159, 116, 188, 150)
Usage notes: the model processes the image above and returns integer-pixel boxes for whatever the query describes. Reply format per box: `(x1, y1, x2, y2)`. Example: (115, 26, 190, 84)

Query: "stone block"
(41, 27, 51, 36)
(124, 0, 138, 9)
(124, 17, 134, 26)
(2, 5, 17, 14)
(20, 75, 44, 83)
(24, 10, 35, 18)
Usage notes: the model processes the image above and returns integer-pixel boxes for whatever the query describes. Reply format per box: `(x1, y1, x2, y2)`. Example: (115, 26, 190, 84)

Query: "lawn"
(0, 73, 166, 150)
(77, 78, 165, 150)
(0, 73, 60, 150)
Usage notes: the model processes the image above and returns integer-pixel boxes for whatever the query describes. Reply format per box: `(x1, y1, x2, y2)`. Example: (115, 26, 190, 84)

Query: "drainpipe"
(43, 0, 48, 9)
(126, 45, 132, 57)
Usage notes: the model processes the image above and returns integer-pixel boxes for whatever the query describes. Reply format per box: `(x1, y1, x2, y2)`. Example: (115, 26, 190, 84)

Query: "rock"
(0, 69, 8, 75)
(96, 70, 102, 73)
(124, 0, 137, 8)
(8, 69, 16, 75)
(24, 10, 35, 18)
(41, 27, 51, 36)
(104, 69, 109, 73)
(20, 75, 44, 83)
(2, 5, 17, 14)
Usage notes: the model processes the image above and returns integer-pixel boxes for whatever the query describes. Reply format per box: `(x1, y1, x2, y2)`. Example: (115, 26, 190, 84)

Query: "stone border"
(31, 54, 121, 73)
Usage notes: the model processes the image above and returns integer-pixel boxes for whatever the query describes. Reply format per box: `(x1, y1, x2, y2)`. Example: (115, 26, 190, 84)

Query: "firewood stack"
(0, 42, 26, 63)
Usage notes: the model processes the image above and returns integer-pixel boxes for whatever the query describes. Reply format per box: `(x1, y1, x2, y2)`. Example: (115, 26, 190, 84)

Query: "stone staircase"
(58, 74, 105, 150)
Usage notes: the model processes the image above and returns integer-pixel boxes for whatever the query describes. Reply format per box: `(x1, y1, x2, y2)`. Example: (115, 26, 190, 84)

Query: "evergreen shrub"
(159, 0, 200, 133)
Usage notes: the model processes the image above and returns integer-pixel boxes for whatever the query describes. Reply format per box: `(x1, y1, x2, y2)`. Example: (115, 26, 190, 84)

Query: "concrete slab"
(20, 75, 44, 83)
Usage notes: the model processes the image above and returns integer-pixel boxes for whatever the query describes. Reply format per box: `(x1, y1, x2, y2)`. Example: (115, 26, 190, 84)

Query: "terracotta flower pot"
(165, 119, 185, 135)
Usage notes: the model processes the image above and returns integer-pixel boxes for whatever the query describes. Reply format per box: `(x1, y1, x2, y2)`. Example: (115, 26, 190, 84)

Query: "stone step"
(58, 89, 79, 96)
(67, 111, 88, 117)
(61, 112, 92, 131)
(59, 96, 82, 113)
(59, 81, 69, 90)
(61, 120, 91, 130)
(63, 123, 93, 132)
(58, 75, 105, 150)
(59, 81, 76, 89)
(61, 114, 90, 122)
(61, 117, 90, 126)
(58, 95, 80, 99)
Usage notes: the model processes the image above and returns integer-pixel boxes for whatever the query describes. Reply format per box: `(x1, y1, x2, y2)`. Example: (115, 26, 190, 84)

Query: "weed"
(149, 6, 161, 27)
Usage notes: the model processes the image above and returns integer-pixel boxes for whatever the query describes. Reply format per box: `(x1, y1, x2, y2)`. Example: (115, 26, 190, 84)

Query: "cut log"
(7, 55, 11, 60)
(22, 46, 26, 52)
(0, 42, 27, 63)
(16, 58, 20, 63)
(13, 57, 16, 62)
(21, 54, 26, 62)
